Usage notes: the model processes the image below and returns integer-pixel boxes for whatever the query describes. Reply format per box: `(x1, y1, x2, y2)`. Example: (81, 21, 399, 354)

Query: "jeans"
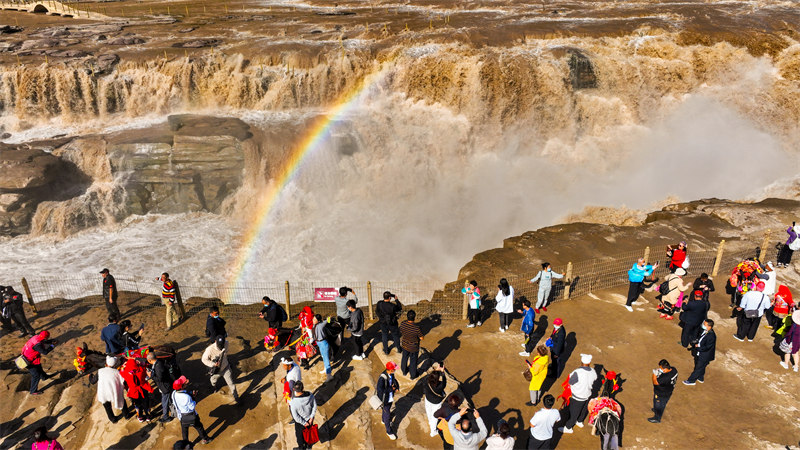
(382, 403, 393, 434)
(28, 364, 46, 393)
(210, 366, 239, 400)
(626, 281, 643, 306)
(180, 415, 209, 441)
(652, 394, 671, 420)
(565, 397, 589, 428)
(317, 340, 332, 375)
(536, 287, 551, 309)
(379, 323, 401, 354)
(401, 349, 419, 379)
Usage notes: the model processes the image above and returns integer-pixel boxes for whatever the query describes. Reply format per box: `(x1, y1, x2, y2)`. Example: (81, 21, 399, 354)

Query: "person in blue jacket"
(626, 258, 659, 312)
(100, 315, 124, 355)
(518, 299, 537, 356)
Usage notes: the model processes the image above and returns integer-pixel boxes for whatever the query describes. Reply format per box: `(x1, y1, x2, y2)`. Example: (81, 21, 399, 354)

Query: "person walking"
(777, 221, 799, 268)
(160, 273, 181, 331)
(289, 381, 317, 449)
(495, 278, 514, 332)
(525, 345, 549, 406)
(660, 268, 691, 320)
(779, 311, 800, 372)
(559, 353, 598, 434)
(2, 286, 35, 337)
(120, 320, 144, 351)
(147, 352, 179, 423)
(462, 280, 482, 328)
(21, 330, 57, 395)
(529, 263, 564, 313)
(205, 306, 227, 342)
(201, 336, 239, 403)
(518, 299, 536, 356)
(100, 268, 121, 320)
(334, 287, 357, 356)
(399, 310, 424, 379)
(376, 361, 400, 440)
(648, 359, 678, 423)
(485, 420, 514, 450)
(679, 291, 707, 347)
(549, 318, 567, 378)
(734, 281, 769, 342)
(528, 394, 560, 449)
(100, 316, 124, 355)
(448, 406, 488, 450)
(375, 292, 402, 355)
(171, 376, 212, 444)
(259, 296, 285, 330)
(346, 300, 366, 360)
(31, 426, 63, 450)
(626, 258, 658, 311)
(684, 319, 716, 385)
(423, 363, 447, 437)
(97, 356, 132, 423)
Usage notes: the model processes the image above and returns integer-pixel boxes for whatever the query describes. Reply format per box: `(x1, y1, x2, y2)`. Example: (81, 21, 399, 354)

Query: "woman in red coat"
(121, 357, 154, 422)
(667, 241, 688, 272)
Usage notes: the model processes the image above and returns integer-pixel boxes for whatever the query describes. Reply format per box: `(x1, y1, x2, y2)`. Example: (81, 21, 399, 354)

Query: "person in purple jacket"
(777, 222, 799, 268)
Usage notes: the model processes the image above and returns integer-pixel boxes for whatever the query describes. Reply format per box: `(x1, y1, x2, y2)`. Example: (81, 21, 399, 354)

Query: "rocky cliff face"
(0, 115, 252, 236)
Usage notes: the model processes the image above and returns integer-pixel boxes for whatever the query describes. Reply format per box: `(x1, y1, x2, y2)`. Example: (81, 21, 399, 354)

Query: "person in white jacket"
(495, 278, 514, 333)
(96, 356, 131, 423)
(201, 336, 239, 403)
(559, 354, 598, 434)
(485, 420, 514, 450)
(528, 263, 565, 313)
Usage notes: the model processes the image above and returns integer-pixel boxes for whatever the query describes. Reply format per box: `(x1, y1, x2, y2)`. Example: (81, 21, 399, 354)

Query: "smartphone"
(139, 323, 145, 330)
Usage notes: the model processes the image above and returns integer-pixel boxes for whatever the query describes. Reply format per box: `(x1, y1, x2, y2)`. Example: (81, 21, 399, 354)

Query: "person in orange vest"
(21, 330, 58, 395)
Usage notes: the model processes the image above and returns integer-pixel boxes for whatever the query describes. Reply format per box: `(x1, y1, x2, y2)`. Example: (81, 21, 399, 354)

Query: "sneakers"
(558, 427, 573, 434)
(697, 379, 704, 383)
(387, 433, 397, 440)
(430, 430, 439, 437)
(202, 437, 212, 444)
(575, 422, 584, 428)
(521, 343, 526, 348)
(659, 313, 667, 318)
(624, 305, 633, 312)
(29, 391, 42, 396)
(320, 368, 327, 374)
(682, 380, 695, 386)
(519, 351, 530, 357)
(500, 328, 506, 333)
(477, 321, 482, 327)
(732, 334, 744, 342)
(794, 366, 799, 372)
(647, 417, 661, 423)
(352, 354, 364, 361)
(665, 316, 674, 320)
(780, 361, 789, 369)
(505, 326, 509, 331)
(534, 308, 540, 314)
(467, 324, 475, 328)
(137, 417, 146, 423)
(747, 339, 753, 342)
(542, 307, 547, 312)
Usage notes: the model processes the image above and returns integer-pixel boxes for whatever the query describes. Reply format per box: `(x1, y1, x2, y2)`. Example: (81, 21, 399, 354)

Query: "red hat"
(755, 281, 765, 291)
(694, 290, 704, 297)
(553, 318, 563, 326)
(386, 361, 397, 371)
(172, 375, 188, 390)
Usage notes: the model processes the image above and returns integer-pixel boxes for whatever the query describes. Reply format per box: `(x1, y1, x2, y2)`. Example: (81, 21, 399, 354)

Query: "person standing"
(205, 306, 227, 342)
(779, 311, 800, 371)
(485, 420, 514, 450)
(525, 345, 549, 406)
(448, 406, 488, 450)
(399, 310, 424, 379)
(375, 292, 402, 355)
(518, 299, 536, 357)
(147, 352, 180, 423)
(334, 287, 357, 356)
(313, 314, 334, 379)
(667, 242, 688, 272)
(679, 291, 707, 347)
(100, 316, 124, 355)
(529, 263, 564, 313)
(2, 286, 35, 337)
(495, 278, 514, 332)
(648, 359, 678, 423)
(462, 280, 482, 328)
(120, 356, 154, 422)
(559, 353, 598, 434)
(97, 356, 132, 423)
(549, 318, 567, 378)
(528, 394, 560, 449)
(0, 286, 14, 337)
(734, 281, 769, 342)
(346, 300, 366, 360)
(21, 330, 57, 395)
(289, 381, 317, 450)
(626, 259, 658, 312)
(376, 361, 400, 440)
(423, 363, 447, 437)
(777, 222, 799, 268)
(259, 296, 285, 330)
(280, 357, 302, 405)
(684, 320, 716, 385)
(160, 273, 181, 331)
(692, 273, 715, 303)
(201, 336, 239, 403)
(171, 376, 212, 444)
(100, 268, 121, 320)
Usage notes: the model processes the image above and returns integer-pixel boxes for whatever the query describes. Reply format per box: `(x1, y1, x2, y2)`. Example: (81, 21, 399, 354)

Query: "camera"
(689, 339, 699, 346)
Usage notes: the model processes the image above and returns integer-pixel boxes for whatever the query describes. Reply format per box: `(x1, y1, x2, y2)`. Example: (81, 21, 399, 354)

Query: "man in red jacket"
(22, 330, 58, 395)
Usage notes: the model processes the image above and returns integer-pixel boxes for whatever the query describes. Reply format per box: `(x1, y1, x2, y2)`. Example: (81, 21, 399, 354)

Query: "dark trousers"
(626, 282, 643, 306)
(105, 299, 121, 320)
(468, 307, 481, 325)
(681, 322, 702, 347)
(160, 390, 171, 419)
(0, 314, 14, 332)
(551, 355, 566, 378)
(528, 435, 549, 449)
(10, 312, 35, 335)
(180, 415, 209, 441)
(352, 335, 364, 356)
(687, 356, 711, 383)
(524, 334, 536, 353)
(778, 245, 794, 265)
(735, 314, 762, 340)
(652, 394, 671, 420)
(765, 308, 783, 329)
(498, 312, 512, 329)
(565, 397, 589, 428)
(102, 400, 131, 421)
(334, 316, 349, 356)
(132, 395, 149, 418)
(28, 364, 47, 394)
(382, 403, 393, 434)
(401, 349, 419, 379)
(379, 323, 400, 354)
(294, 421, 310, 449)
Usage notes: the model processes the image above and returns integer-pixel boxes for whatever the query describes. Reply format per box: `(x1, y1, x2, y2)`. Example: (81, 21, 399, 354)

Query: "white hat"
(792, 310, 800, 325)
(580, 354, 592, 364)
(106, 356, 117, 367)
(280, 357, 294, 366)
(766, 261, 774, 269)
(675, 268, 687, 276)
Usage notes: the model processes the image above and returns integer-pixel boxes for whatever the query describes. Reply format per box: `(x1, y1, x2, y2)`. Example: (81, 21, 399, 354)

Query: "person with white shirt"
(529, 262, 565, 313)
(528, 394, 560, 449)
(734, 282, 770, 342)
(171, 376, 212, 444)
(559, 354, 598, 434)
(495, 278, 514, 333)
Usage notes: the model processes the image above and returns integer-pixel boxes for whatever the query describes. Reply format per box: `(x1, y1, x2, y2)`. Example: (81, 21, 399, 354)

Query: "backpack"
(322, 319, 341, 341)
(658, 280, 671, 296)
(276, 304, 288, 322)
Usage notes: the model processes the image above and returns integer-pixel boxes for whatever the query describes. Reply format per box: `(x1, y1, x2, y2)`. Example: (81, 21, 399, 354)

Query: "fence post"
(367, 281, 374, 321)
(462, 281, 469, 320)
(174, 280, 187, 318)
(643, 246, 650, 264)
(711, 240, 725, 277)
(21, 278, 37, 314)
(284, 281, 292, 319)
(563, 262, 573, 300)
(758, 229, 771, 262)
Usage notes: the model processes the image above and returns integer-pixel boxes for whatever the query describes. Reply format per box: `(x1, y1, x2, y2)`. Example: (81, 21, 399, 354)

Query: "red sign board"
(314, 288, 338, 302)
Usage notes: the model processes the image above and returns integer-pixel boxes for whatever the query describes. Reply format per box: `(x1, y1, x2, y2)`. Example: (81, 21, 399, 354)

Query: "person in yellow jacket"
(527, 345, 550, 406)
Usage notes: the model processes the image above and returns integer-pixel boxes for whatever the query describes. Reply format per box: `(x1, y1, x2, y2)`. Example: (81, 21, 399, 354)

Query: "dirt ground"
(1, 257, 799, 449)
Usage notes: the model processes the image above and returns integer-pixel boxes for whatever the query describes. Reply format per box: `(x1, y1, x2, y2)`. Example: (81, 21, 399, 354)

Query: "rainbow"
(227, 71, 383, 294)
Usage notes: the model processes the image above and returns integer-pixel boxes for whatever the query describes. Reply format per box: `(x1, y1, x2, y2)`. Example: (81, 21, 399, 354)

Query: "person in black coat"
(258, 297, 282, 329)
(549, 318, 567, 378)
(205, 306, 227, 341)
(2, 286, 35, 337)
(375, 292, 402, 355)
(147, 351, 182, 422)
(684, 319, 716, 385)
(679, 291, 707, 347)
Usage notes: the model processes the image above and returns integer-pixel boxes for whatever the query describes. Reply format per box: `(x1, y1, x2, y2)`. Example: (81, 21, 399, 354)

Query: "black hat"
(99, 268, 110, 274)
(215, 335, 225, 349)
